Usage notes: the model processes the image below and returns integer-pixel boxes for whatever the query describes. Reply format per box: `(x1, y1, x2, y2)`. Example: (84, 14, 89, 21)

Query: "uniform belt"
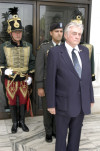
(7, 67, 28, 87)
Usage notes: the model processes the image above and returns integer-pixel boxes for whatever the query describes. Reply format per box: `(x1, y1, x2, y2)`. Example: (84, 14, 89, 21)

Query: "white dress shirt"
(65, 42, 82, 68)
(52, 40, 61, 46)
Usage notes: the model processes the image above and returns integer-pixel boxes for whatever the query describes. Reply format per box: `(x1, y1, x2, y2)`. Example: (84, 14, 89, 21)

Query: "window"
(0, 3, 33, 45)
(39, 3, 87, 45)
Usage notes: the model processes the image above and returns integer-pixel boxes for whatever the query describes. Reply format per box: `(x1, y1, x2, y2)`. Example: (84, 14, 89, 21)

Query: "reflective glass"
(39, 5, 85, 44)
(0, 3, 33, 44)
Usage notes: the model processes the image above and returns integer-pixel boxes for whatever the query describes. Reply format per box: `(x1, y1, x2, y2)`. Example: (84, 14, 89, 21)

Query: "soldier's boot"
(19, 104, 29, 132)
(10, 105, 18, 133)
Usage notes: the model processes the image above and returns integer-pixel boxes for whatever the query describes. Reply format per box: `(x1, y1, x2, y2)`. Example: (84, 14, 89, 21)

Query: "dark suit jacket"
(46, 44, 94, 117)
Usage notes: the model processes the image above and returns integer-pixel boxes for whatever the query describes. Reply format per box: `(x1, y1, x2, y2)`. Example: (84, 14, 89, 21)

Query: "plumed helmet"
(71, 10, 83, 24)
(7, 7, 22, 33)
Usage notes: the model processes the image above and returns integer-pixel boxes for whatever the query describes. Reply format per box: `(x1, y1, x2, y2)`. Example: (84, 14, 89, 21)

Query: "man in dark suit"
(46, 20, 94, 150)
(35, 23, 63, 142)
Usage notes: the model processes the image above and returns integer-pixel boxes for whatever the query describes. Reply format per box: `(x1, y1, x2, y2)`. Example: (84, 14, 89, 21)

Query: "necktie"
(72, 49, 82, 78)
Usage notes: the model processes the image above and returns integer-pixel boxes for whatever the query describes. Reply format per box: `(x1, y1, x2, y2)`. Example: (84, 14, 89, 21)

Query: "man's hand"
(25, 77, 32, 85)
(5, 68, 13, 76)
(91, 103, 94, 107)
(48, 108, 56, 115)
(38, 88, 45, 97)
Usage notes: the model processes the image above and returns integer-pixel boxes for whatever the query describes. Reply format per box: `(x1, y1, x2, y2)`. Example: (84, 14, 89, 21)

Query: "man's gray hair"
(64, 21, 84, 34)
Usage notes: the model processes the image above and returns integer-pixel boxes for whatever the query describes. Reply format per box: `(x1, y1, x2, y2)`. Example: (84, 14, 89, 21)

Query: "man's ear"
(64, 32, 68, 40)
(50, 31, 52, 36)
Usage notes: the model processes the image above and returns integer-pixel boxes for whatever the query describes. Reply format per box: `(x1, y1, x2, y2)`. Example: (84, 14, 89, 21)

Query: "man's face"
(50, 28, 63, 43)
(64, 26, 82, 48)
(10, 31, 22, 42)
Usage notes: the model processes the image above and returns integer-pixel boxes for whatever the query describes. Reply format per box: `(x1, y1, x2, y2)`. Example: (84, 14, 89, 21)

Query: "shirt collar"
(65, 41, 80, 53)
(52, 40, 61, 46)
(74, 45, 80, 52)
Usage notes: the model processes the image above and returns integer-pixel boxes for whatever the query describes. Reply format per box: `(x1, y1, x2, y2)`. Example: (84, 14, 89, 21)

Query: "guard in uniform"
(0, 7, 35, 133)
(35, 22, 63, 142)
(81, 43, 95, 81)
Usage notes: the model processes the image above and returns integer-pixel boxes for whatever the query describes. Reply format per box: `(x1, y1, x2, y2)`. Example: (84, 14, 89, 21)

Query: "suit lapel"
(60, 44, 79, 78)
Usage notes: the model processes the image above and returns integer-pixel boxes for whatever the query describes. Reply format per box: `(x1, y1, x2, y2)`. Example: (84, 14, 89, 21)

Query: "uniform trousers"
(5, 79, 28, 105)
(42, 96, 56, 135)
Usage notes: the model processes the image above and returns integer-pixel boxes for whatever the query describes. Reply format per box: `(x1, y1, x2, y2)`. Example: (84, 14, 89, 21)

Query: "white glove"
(25, 77, 32, 85)
(5, 68, 13, 76)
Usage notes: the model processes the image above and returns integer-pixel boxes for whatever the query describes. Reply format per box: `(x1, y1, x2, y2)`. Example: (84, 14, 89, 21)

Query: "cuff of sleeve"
(36, 82, 44, 89)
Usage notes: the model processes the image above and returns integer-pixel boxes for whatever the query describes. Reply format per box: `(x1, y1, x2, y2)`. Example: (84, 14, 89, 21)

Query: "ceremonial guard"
(81, 43, 95, 81)
(0, 7, 35, 133)
(35, 22, 63, 142)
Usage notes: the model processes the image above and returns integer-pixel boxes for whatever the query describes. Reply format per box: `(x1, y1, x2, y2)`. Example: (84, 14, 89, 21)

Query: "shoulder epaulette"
(41, 41, 49, 46)
(23, 41, 28, 46)
(5, 41, 11, 46)
(37, 41, 50, 50)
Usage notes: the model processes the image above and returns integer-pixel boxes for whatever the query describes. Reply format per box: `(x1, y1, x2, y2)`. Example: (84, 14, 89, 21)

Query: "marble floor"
(0, 114, 100, 151)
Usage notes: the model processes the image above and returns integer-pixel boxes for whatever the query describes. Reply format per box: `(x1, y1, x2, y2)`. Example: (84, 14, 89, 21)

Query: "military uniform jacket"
(81, 43, 95, 81)
(35, 41, 55, 89)
(0, 40, 35, 81)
